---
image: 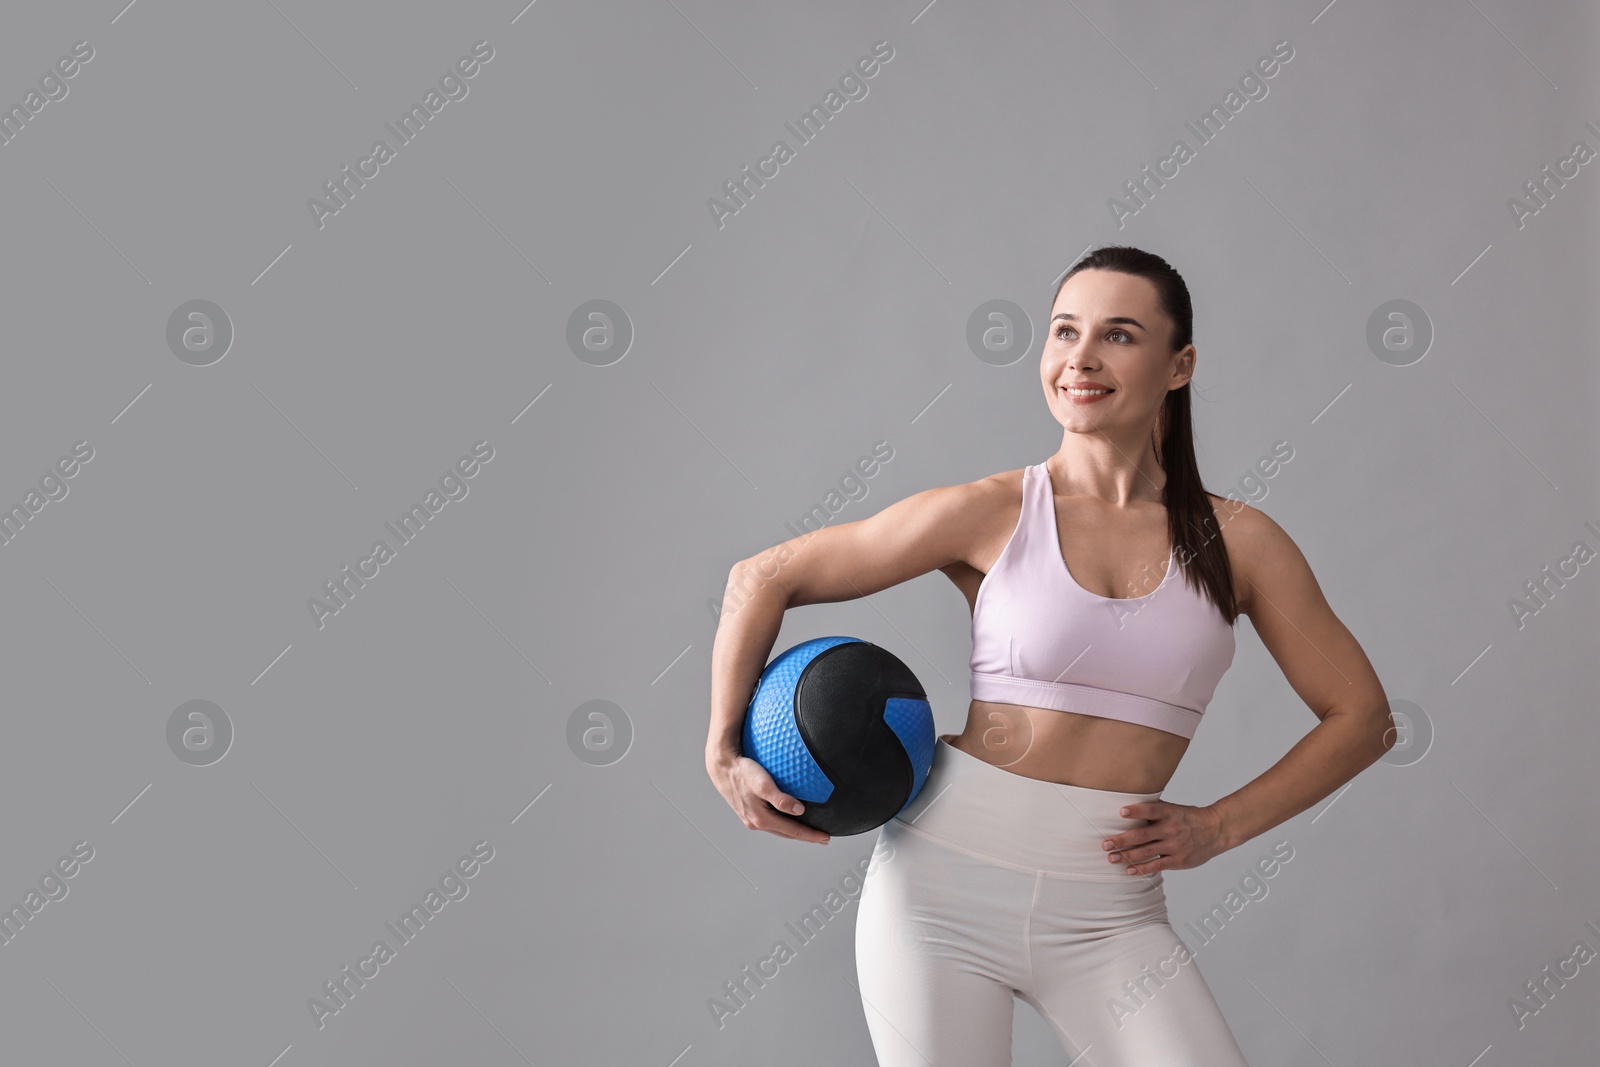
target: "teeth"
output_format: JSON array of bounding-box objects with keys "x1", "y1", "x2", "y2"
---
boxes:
[{"x1": 1067, "y1": 388, "x2": 1110, "y2": 396}]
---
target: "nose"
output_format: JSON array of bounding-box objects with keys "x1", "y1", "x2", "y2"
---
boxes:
[
  {"x1": 1067, "y1": 351, "x2": 1101, "y2": 371},
  {"x1": 1065, "y1": 339, "x2": 1101, "y2": 366}
]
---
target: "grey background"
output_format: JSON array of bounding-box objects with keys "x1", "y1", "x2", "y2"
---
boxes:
[{"x1": 1, "y1": 1, "x2": 1595, "y2": 1065}]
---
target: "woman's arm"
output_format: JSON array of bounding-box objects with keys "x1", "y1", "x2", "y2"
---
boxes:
[
  {"x1": 705, "y1": 478, "x2": 987, "y2": 772},
  {"x1": 1205, "y1": 504, "x2": 1396, "y2": 852}
]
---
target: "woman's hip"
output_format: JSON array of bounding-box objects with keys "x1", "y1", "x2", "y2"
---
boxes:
[{"x1": 886, "y1": 736, "x2": 1168, "y2": 882}]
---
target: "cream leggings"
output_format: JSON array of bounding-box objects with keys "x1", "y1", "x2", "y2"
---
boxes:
[{"x1": 855, "y1": 737, "x2": 1250, "y2": 1066}]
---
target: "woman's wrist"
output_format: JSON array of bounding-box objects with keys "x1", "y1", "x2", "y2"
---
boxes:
[
  {"x1": 1204, "y1": 801, "x2": 1239, "y2": 853},
  {"x1": 705, "y1": 743, "x2": 741, "y2": 774}
]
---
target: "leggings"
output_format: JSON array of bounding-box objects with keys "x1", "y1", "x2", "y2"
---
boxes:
[{"x1": 855, "y1": 737, "x2": 1250, "y2": 1066}]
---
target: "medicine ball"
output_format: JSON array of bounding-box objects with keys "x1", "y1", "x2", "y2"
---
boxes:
[{"x1": 741, "y1": 635, "x2": 935, "y2": 836}]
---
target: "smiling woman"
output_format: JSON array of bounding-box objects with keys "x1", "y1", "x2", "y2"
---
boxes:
[{"x1": 707, "y1": 245, "x2": 1393, "y2": 1066}]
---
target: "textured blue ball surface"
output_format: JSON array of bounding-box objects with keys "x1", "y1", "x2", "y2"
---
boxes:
[{"x1": 742, "y1": 635, "x2": 934, "y2": 832}]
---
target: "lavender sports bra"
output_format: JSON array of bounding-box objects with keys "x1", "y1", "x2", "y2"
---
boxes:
[{"x1": 968, "y1": 462, "x2": 1235, "y2": 740}]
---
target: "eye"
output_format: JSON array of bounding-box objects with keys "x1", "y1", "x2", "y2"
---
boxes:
[{"x1": 1054, "y1": 324, "x2": 1133, "y2": 342}]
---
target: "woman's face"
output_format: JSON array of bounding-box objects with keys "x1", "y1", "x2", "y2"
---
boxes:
[{"x1": 1039, "y1": 269, "x2": 1194, "y2": 433}]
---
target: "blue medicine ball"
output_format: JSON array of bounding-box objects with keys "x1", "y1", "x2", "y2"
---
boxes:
[{"x1": 742, "y1": 636, "x2": 935, "y2": 836}]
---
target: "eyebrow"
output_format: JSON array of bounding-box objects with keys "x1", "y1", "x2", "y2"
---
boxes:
[{"x1": 1052, "y1": 313, "x2": 1147, "y2": 330}]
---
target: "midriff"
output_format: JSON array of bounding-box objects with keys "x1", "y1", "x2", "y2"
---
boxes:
[{"x1": 943, "y1": 698, "x2": 1192, "y2": 793}]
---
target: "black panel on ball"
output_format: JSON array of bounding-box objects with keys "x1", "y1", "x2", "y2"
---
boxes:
[{"x1": 791, "y1": 641, "x2": 929, "y2": 836}]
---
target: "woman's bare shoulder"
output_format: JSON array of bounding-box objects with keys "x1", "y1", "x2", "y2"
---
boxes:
[
  {"x1": 1205, "y1": 493, "x2": 1285, "y2": 549},
  {"x1": 926, "y1": 466, "x2": 1025, "y2": 526},
  {"x1": 908, "y1": 465, "x2": 1023, "y2": 506},
  {"x1": 928, "y1": 467, "x2": 1026, "y2": 576},
  {"x1": 1202, "y1": 493, "x2": 1294, "y2": 613},
  {"x1": 765, "y1": 465, "x2": 1029, "y2": 606},
  {"x1": 967, "y1": 465, "x2": 1026, "y2": 497}
]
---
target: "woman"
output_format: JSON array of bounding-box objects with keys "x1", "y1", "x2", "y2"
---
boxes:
[{"x1": 705, "y1": 246, "x2": 1393, "y2": 1066}]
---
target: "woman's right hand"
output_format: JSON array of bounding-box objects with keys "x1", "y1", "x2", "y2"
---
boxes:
[{"x1": 707, "y1": 752, "x2": 831, "y2": 845}]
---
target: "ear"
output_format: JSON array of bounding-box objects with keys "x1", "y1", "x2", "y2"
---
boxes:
[{"x1": 1172, "y1": 344, "x2": 1196, "y2": 386}]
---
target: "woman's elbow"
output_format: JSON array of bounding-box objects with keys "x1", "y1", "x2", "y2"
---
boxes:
[{"x1": 724, "y1": 555, "x2": 792, "y2": 613}]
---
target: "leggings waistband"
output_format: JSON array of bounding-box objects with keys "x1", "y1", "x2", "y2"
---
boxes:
[{"x1": 888, "y1": 737, "x2": 1165, "y2": 879}]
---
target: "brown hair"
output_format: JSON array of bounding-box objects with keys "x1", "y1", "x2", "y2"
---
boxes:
[{"x1": 1051, "y1": 245, "x2": 1239, "y2": 624}]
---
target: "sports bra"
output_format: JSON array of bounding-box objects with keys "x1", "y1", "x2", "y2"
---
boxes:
[{"x1": 968, "y1": 461, "x2": 1235, "y2": 740}]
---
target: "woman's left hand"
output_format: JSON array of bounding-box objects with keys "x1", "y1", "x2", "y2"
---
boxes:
[{"x1": 1101, "y1": 802, "x2": 1227, "y2": 875}]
